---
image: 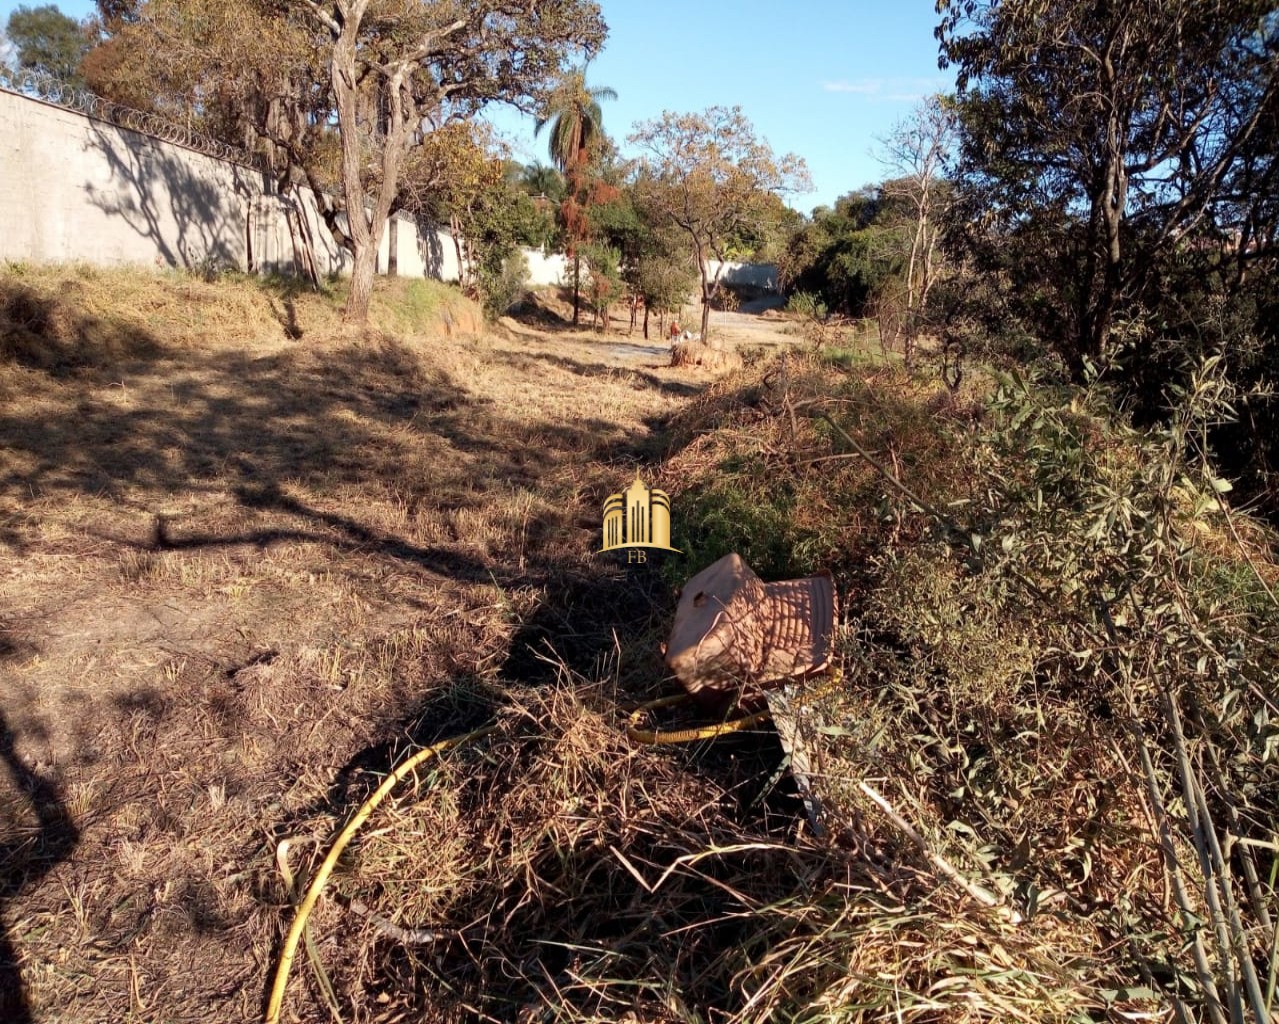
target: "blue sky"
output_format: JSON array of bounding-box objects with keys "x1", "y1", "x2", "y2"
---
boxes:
[{"x1": 1, "y1": 1, "x2": 953, "y2": 212}]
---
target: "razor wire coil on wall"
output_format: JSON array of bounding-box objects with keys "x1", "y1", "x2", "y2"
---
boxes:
[{"x1": 0, "y1": 65, "x2": 266, "y2": 170}]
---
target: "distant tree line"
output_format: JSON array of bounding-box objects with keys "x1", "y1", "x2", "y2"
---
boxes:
[{"x1": 3, "y1": 1, "x2": 808, "y2": 342}]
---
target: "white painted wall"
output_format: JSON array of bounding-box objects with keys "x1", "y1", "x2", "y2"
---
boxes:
[
  {"x1": 0, "y1": 88, "x2": 266, "y2": 269},
  {"x1": 0, "y1": 87, "x2": 460, "y2": 282},
  {"x1": 378, "y1": 215, "x2": 464, "y2": 283},
  {"x1": 521, "y1": 248, "x2": 569, "y2": 287},
  {"x1": 0, "y1": 87, "x2": 779, "y2": 295},
  {"x1": 708, "y1": 260, "x2": 780, "y2": 293}
]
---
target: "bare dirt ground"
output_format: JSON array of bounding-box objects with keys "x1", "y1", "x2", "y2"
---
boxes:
[
  {"x1": 506, "y1": 288, "x2": 803, "y2": 355},
  {"x1": 0, "y1": 270, "x2": 755, "y2": 1023}
]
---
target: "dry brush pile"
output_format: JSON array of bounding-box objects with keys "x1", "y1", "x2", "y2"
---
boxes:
[{"x1": 650, "y1": 352, "x2": 1279, "y2": 1021}]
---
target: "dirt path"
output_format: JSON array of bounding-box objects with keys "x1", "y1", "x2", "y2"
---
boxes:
[
  {"x1": 0, "y1": 292, "x2": 719, "y2": 1022},
  {"x1": 704, "y1": 295, "x2": 793, "y2": 343},
  {"x1": 505, "y1": 290, "x2": 803, "y2": 356}
]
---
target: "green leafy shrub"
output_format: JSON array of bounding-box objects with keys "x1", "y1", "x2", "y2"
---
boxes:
[
  {"x1": 478, "y1": 249, "x2": 529, "y2": 319},
  {"x1": 660, "y1": 350, "x2": 1278, "y2": 1019},
  {"x1": 786, "y1": 290, "x2": 827, "y2": 321}
]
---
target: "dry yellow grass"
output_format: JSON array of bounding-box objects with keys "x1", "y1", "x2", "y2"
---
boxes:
[
  {"x1": 7, "y1": 267, "x2": 1266, "y2": 1024},
  {"x1": 670, "y1": 337, "x2": 743, "y2": 372},
  {"x1": 0, "y1": 264, "x2": 711, "y2": 1023}
]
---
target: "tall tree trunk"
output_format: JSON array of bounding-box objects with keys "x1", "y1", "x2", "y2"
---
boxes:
[
  {"x1": 450, "y1": 214, "x2": 466, "y2": 287},
  {"x1": 348, "y1": 242, "x2": 377, "y2": 323},
  {"x1": 388, "y1": 216, "x2": 398, "y2": 278},
  {"x1": 697, "y1": 250, "x2": 712, "y2": 341},
  {"x1": 1075, "y1": 51, "x2": 1129, "y2": 376},
  {"x1": 331, "y1": 30, "x2": 406, "y2": 323},
  {"x1": 332, "y1": 36, "x2": 373, "y2": 322},
  {"x1": 572, "y1": 252, "x2": 581, "y2": 325},
  {"x1": 643, "y1": 303, "x2": 650, "y2": 339}
]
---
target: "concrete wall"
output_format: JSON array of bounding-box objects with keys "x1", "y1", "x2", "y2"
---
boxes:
[
  {"x1": 0, "y1": 87, "x2": 778, "y2": 294},
  {"x1": 0, "y1": 87, "x2": 460, "y2": 281},
  {"x1": 515, "y1": 253, "x2": 779, "y2": 294},
  {"x1": 0, "y1": 87, "x2": 265, "y2": 270},
  {"x1": 379, "y1": 214, "x2": 465, "y2": 283},
  {"x1": 521, "y1": 248, "x2": 569, "y2": 287},
  {"x1": 708, "y1": 260, "x2": 780, "y2": 293}
]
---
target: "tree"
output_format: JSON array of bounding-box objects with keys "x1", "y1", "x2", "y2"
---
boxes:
[
  {"x1": 534, "y1": 68, "x2": 616, "y2": 173},
  {"x1": 295, "y1": 2, "x2": 607, "y2": 322},
  {"x1": 519, "y1": 161, "x2": 566, "y2": 205},
  {"x1": 98, "y1": 0, "x2": 606, "y2": 323},
  {"x1": 6, "y1": 4, "x2": 91, "y2": 86},
  {"x1": 399, "y1": 121, "x2": 546, "y2": 314},
  {"x1": 629, "y1": 106, "x2": 811, "y2": 340},
  {"x1": 877, "y1": 96, "x2": 957, "y2": 367},
  {"x1": 779, "y1": 190, "x2": 902, "y2": 324},
  {"x1": 579, "y1": 239, "x2": 621, "y2": 329},
  {"x1": 938, "y1": 0, "x2": 1279, "y2": 375},
  {"x1": 95, "y1": 0, "x2": 141, "y2": 27},
  {"x1": 535, "y1": 68, "x2": 616, "y2": 324},
  {"x1": 626, "y1": 225, "x2": 698, "y2": 338}
]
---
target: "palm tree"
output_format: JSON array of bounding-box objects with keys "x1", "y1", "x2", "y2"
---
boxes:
[
  {"x1": 520, "y1": 162, "x2": 566, "y2": 204},
  {"x1": 534, "y1": 69, "x2": 616, "y2": 324},
  {"x1": 534, "y1": 69, "x2": 617, "y2": 175}
]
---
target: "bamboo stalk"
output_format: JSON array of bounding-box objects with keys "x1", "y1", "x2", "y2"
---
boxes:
[
  {"x1": 1128, "y1": 718, "x2": 1228, "y2": 1024},
  {"x1": 1163, "y1": 689, "x2": 1269, "y2": 1022},
  {"x1": 1203, "y1": 709, "x2": 1274, "y2": 937}
]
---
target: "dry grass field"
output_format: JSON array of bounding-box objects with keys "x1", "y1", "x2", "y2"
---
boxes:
[
  {"x1": 0, "y1": 266, "x2": 739, "y2": 1022},
  {"x1": 3, "y1": 266, "x2": 1275, "y2": 1024}
]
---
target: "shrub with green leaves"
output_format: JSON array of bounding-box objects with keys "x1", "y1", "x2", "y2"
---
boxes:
[
  {"x1": 786, "y1": 289, "x2": 828, "y2": 325},
  {"x1": 661, "y1": 351, "x2": 1278, "y2": 1020},
  {"x1": 477, "y1": 249, "x2": 529, "y2": 320}
]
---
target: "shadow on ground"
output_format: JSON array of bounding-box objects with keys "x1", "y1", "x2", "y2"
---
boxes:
[
  {"x1": 492, "y1": 346, "x2": 703, "y2": 399},
  {"x1": 0, "y1": 279, "x2": 662, "y2": 571},
  {"x1": 0, "y1": 710, "x2": 78, "y2": 1023},
  {"x1": 0, "y1": 277, "x2": 774, "y2": 1021}
]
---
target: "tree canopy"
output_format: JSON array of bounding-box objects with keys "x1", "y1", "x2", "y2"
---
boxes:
[
  {"x1": 534, "y1": 68, "x2": 616, "y2": 174},
  {"x1": 6, "y1": 4, "x2": 91, "y2": 86},
  {"x1": 938, "y1": 0, "x2": 1279, "y2": 372},
  {"x1": 629, "y1": 105, "x2": 810, "y2": 339},
  {"x1": 780, "y1": 190, "x2": 901, "y2": 318}
]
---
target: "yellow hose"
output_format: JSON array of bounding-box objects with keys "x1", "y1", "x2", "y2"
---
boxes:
[
  {"x1": 625, "y1": 693, "x2": 772, "y2": 744},
  {"x1": 267, "y1": 670, "x2": 843, "y2": 1019},
  {"x1": 625, "y1": 668, "x2": 844, "y2": 745},
  {"x1": 264, "y1": 723, "x2": 497, "y2": 1024}
]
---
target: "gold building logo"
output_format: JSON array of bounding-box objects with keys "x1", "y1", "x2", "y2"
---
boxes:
[{"x1": 602, "y1": 471, "x2": 681, "y2": 562}]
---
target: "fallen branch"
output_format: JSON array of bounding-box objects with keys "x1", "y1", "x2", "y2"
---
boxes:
[
  {"x1": 809, "y1": 410, "x2": 955, "y2": 526},
  {"x1": 857, "y1": 779, "x2": 1022, "y2": 926},
  {"x1": 349, "y1": 899, "x2": 452, "y2": 946}
]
